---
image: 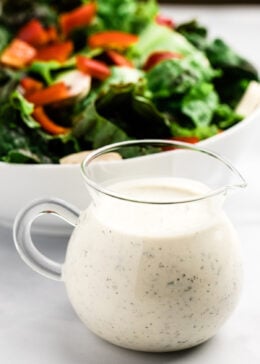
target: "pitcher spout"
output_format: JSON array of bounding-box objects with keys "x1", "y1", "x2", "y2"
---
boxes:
[{"x1": 214, "y1": 151, "x2": 247, "y2": 195}]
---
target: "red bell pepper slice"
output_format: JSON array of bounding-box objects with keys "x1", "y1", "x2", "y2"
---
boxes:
[
  {"x1": 143, "y1": 51, "x2": 183, "y2": 71},
  {"x1": 34, "y1": 41, "x2": 73, "y2": 62},
  {"x1": 17, "y1": 19, "x2": 49, "y2": 47},
  {"x1": 106, "y1": 50, "x2": 133, "y2": 68},
  {"x1": 26, "y1": 82, "x2": 70, "y2": 106},
  {"x1": 76, "y1": 55, "x2": 111, "y2": 80},
  {"x1": 88, "y1": 31, "x2": 139, "y2": 50},
  {"x1": 0, "y1": 39, "x2": 36, "y2": 68},
  {"x1": 60, "y1": 2, "x2": 96, "y2": 37},
  {"x1": 33, "y1": 107, "x2": 70, "y2": 135},
  {"x1": 45, "y1": 26, "x2": 59, "y2": 43},
  {"x1": 172, "y1": 136, "x2": 200, "y2": 144},
  {"x1": 156, "y1": 14, "x2": 175, "y2": 28},
  {"x1": 163, "y1": 136, "x2": 199, "y2": 151},
  {"x1": 20, "y1": 77, "x2": 44, "y2": 95}
]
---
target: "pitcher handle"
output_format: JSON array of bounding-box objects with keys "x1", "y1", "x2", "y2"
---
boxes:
[{"x1": 13, "y1": 198, "x2": 80, "y2": 281}]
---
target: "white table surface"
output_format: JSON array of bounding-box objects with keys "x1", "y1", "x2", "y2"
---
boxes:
[{"x1": 1, "y1": 5, "x2": 260, "y2": 364}]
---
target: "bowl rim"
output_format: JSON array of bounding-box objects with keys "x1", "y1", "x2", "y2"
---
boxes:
[{"x1": 1, "y1": 104, "x2": 260, "y2": 169}]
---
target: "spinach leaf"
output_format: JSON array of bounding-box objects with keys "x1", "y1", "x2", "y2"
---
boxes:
[
  {"x1": 0, "y1": 24, "x2": 12, "y2": 52},
  {"x1": 72, "y1": 98, "x2": 130, "y2": 149},
  {"x1": 206, "y1": 39, "x2": 259, "y2": 107},
  {"x1": 96, "y1": 83, "x2": 171, "y2": 138},
  {"x1": 206, "y1": 39, "x2": 258, "y2": 77},
  {"x1": 176, "y1": 20, "x2": 208, "y2": 50},
  {"x1": 176, "y1": 20, "x2": 259, "y2": 107}
]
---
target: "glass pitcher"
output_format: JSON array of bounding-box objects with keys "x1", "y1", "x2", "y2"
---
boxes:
[{"x1": 13, "y1": 139, "x2": 246, "y2": 352}]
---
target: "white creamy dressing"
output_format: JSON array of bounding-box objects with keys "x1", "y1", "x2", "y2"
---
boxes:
[{"x1": 63, "y1": 177, "x2": 243, "y2": 352}]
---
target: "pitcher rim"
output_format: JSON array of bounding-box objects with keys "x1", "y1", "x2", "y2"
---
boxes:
[{"x1": 81, "y1": 139, "x2": 247, "y2": 205}]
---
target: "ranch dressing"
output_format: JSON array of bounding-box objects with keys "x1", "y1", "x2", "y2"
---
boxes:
[{"x1": 63, "y1": 177, "x2": 243, "y2": 352}]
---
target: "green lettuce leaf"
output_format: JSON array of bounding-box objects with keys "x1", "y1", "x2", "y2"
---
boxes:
[
  {"x1": 29, "y1": 61, "x2": 67, "y2": 85},
  {"x1": 10, "y1": 91, "x2": 40, "y2": 128},
  {"x1": 213, "y1": 104, "x2": 242, "y2": 130},
  {"x1": 181, "y1": 83, "x2": 218, "y2": 127},
  {"x1": 146, "y1": 53, "x2": 217, "y2": 98},
  {"x1": 101, "y1": 66, "x2": 144, "y2": 93},
  {"x1": 92, "y1": 0, "x2": 158, "y2": 35},
  {"x1": 128, "y1": 23, "x2": 205, "y2": 67},
  {"x1": 0, "y1": 68, "x2": 21, "y2": 103},
  {"x1": 171, "y1": 122, "x2": 219, "y2": 140},
  {"x1": 0, "y1": 91, "x2": 79, "y2": 163}
]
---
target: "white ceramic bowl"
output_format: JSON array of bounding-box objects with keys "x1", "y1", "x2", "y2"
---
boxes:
[{"x1": 1, "y1": 105, "x2": 260, "y2": 235}]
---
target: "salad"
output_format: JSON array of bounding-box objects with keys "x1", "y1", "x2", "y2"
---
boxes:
[{"x1": 0, "y1": 0, "x2": 259, "y2": 164}]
